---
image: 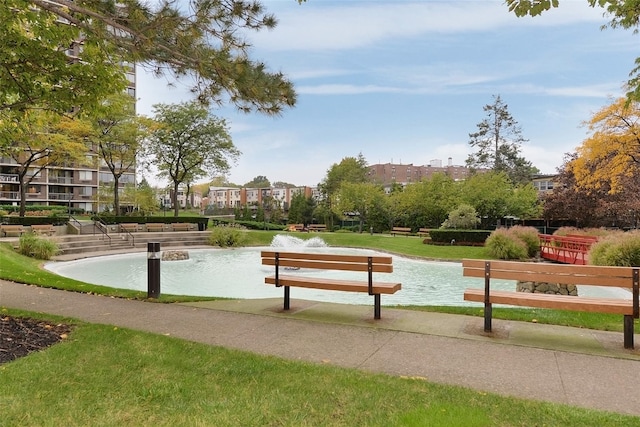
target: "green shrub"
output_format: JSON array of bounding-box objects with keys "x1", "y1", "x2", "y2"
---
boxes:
[
  {"x1": 554, "y1": 227, "x2": 614, "y2": 238},
  {"x1": 208, "y1": 227, "x2": 247, "y2": 248},
  {"x1": 440, "y1": 204, "x2": 480, "y2": 229},
  {"x1": 485, "y1": 228, "x2": 528, "y2": 260},
  {"x1": 17, "y1": 233, "x2": 59, "y2": 260},
  {"x1": 589, "y1": 231, "x2": 640, "y2": 266},
  {"x1": 508, "y1": 225, "x2": 540, "y2": 257}
]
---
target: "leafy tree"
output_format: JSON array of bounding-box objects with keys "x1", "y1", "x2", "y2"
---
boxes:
[
  {"x1": 1, "y1": 1, "x2": 126, "y2": 115},
  {"x1": 391, "y1": 173, "x2": 460, "y2": 229},
  {"x1": 272, "y1": 181, "x2": 296, "y2": 188},
  {"x1": 333, "y1": 182, "x2": 386, "y2": 233},
  {"x1": 460, "y1": 172, "x2": 514, "y2": 228},
  {"x1": 245, "y1": 175, "x2": 271, "y2": 188},
  {"x1": 571, "y1": 97, "x2": 640, "y2": 194},
  {"x1": 318, "y1": 153, "x2": 369, "y2": 228},
  {"x1": 86, "y1": 93, "x2": 152, "y2": 215},
  {"x1": 507, "y1": 183, "x2": 542, "y2": 219},
  {"x1": 130, "y1": 178, "x2": 158, "y2": 216},
  {"x1": 8, "y1": 0, "x2": 296, "y2": 115},
  {"x1": 505, "y1": 0, "x2": 640, "y2": 100},
  {"x1": 288, "y1": 192, "x2": 315, "y2": 225},
  {"x1": 0, "y1": 110, "x2": 90, "y2": 216},
  {"x1": 547, "y1": 152, "x2": 640, "y2": 228},
  {"x1": 147, "y1": 102, "x2": 240, "y2": 217},
  {"x1": 466, "y1": 95, "x2": 539, "y2": 184},
  {"x1": 255, "y1": 205, "x2": 265, "y2": 222}
]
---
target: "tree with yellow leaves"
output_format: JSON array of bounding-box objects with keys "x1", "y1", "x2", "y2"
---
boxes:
[
  {"x1": 0, "y1": 110, "x2": 91, "y2": 216},
  {"x1": 571, "y1": 97, "x2": 640, "y2": 194}
]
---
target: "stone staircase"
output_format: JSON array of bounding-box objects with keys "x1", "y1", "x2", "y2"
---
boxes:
[{"x1": 53, "y1": 231, "x2": 211, "y2": 257}]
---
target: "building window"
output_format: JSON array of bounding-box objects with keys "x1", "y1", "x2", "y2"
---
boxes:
[{"x1": 79, "y1": 170, "x2": 93, "y2": 182}]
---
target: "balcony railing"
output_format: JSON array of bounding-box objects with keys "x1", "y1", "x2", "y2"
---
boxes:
[
  {"x1": 49, "y1": 193, "x2": 73, "y2": 200},
  {"x1": 0, "y1": 173, "x2": 19, "y2": 183},
  {"x1": 48, "y1": 177, "x2": 73, "y2": 184},
  {"x1": 0, "y1": 191, "x2": 19, "y2": 200}
]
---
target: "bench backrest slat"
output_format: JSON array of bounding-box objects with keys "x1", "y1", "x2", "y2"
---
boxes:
[
  {"x1": 462, "y1": 259, "x2": 635, "y2": 288},
  {"x1": 261, "y1": 251, "x2": 393, "y2": 273}
]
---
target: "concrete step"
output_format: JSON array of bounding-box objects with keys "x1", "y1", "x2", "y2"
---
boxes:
[{"x1": 53, "y1": 231, "x2": 210, "y2": 255}]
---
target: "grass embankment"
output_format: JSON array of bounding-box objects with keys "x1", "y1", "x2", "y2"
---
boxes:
[{"x1": 1, "y1": 231, "x2": 638, "y2": 425}]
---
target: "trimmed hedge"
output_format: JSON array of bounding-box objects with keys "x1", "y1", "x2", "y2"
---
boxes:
[
  {"x1": 428, "y1": 229, "x2": 491, "y2": 244},
  {"x1": 0, "y1": 216, "x2": 68, "y2": 226},
  {"x1": 93, "y1": 215, "x2": 207, "y2": 225}
]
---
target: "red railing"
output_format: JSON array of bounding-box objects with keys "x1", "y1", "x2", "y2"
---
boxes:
[{"x1": 538, "y1": 234, "x2": 598, "y2": 265}]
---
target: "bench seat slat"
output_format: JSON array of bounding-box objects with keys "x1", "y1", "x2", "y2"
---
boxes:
[
  {"x1": 265, "y1": 275, "x2": 401, "y2": 294},
  {"x1": 463, "y1": 289, "x2": 633, "y2": 315}
]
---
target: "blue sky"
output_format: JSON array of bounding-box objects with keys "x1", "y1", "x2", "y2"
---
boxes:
[{"x1": 135, "y1": 0, "x2": 638, "y2": 188}]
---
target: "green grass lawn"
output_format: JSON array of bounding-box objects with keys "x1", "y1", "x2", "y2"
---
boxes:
[
  {"x1": 1, "y1": 231, "x2": 639, "y2": 425},
  {"x1": 0, "y1": 310, "x2": 637, "y2": 427}
]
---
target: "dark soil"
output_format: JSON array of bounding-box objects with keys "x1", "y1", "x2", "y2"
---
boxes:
[{"x1": 0, "y1": 316, "x2": 73, "y2": 364}]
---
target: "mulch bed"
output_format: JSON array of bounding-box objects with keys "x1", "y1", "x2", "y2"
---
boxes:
[{"x1": 0, "y1": 316, "x2": 73, "y2": 365}]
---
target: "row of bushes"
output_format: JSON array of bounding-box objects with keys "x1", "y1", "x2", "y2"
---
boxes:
[
  {"x1": 92, "y1": 215, "x2": 207, "y2": 225},
  {"x1": 1, "y1": 216, "x2": 68, "y2": 226},
  {"x1": 428, "y1": 230, "x2": 491, "y2": 244}
]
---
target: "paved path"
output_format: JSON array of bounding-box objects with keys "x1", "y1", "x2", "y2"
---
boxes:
[{"x1": 2, "y1": 279, "x2": 640, "y2": 417}]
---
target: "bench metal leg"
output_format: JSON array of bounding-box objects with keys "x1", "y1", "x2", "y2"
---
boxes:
[
  {"x1": 484, "y1": 303, "x2": 492, "y2": 332},
  {"x1": 374, "y1": 294, "x2": 381, "y2": 319},
  {"x1": 624, "y1": 315, "x2": 634, "y2": 349},
  {"x1": 284, "y1": 286, "x2": 290, "y2": 311}
]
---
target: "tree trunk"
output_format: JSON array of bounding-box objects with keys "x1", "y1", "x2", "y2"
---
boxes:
[
  {"x1": 173, "y1": 181, "x2": 180, "y2": 217},
  {"x1": 18, "y1": 174, "x2": 27, "y2": 217},
  {"x1": 113, "y1": 176, "x2": 120, "y2": 215}
]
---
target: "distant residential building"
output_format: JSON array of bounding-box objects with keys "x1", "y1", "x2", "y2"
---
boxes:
[
  {"x1": 368, "y1": 158, "x2": 473, "y2": 187},
  {"x1": 531, "y1": 174, "x2": 557, "y2": 194},
  {"x1": 205, "y1": 185, "x2": 316, "y2": 211}
]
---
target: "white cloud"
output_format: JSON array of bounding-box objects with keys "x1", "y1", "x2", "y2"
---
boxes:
[{"x1": 256, "y1": 1, "x2": 606, "y2": 52}]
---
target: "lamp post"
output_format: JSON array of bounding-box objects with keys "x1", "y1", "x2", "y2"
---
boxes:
[{"x1": 147, "y1": 242, "x2": 161, "y2": 299}]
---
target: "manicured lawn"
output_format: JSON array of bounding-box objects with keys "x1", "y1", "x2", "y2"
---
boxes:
[
  {"x1": 243, "y1": 229, "x2": 490, "y2": 260},
  {"x1": 1, "y1": 231, "x2": 639, "y2": 424},
  {"x1": 0, "y1": 310, "x2": 637, "y2": 427}
]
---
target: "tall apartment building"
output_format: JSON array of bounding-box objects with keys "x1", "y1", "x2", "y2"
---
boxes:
[{"x1": 0, "y1": 25, "x2": 137, "y2": 213}]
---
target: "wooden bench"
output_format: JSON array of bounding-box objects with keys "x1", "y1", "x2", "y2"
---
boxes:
[
  {"x1": 119, "y1": 223, "x2": 139, "y2": 233},
  {"x1": 391, "y1": 227, "x2": 411, "y2": 236},
  {"x1": 0, "y1": 224, "x2": 25, "y2": 237},
  {"x1": 417, "y1": 228, "x2": 430, "y2": 237},
  {"x1": 171, "y1": 223, "x2": 193, "y2": 232},
  {"x1": 261, "y1": 251, "x2": 402, "y2": 319},
  {"x1": 145, "y1": 223, "x2": 166, "y2": 232},
  {"x1": 30, "y1": 224, "x2": 56, "y2": 236},
  {"x1": 308, "y1": 224, "x2": 327, "y2": 232},
  {"x1": 462, "y1": 259, "x2": 639, "y2": 349},
  {"x1": 287, "y1": 224, "x2": 305, "y2": 232}
]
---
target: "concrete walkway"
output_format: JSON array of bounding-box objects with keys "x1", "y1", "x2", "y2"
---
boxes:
[{"x1": 1, "y1": 278, "x2": 639, "y2": 417}]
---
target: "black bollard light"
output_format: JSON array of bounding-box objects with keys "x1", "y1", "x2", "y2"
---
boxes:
[{"x1": 147, "y1": 242, "x2": 161, "y2": 299}]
